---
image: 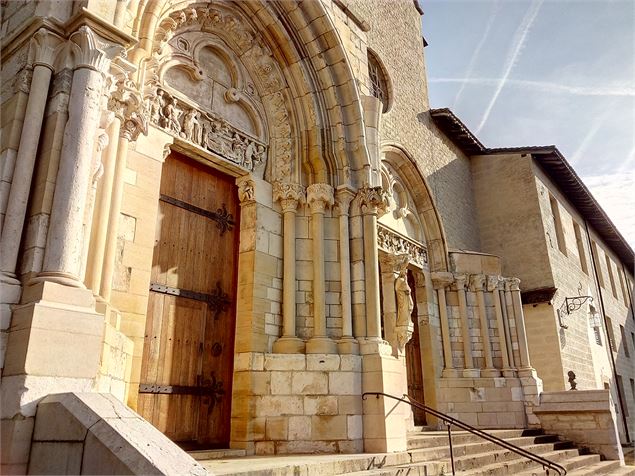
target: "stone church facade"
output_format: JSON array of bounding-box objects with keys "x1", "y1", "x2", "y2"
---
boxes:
[{"x1": 0, "y1": 0, "x2": 632, "y2": 474}]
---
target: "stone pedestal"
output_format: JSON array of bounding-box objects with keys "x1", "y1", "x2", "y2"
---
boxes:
[
  {"x1": 360, "y1": 340, "x2": 408, "y2": 453},
  {"x1": 1, "y1": 281, "x2": 105, "y2": 473}
]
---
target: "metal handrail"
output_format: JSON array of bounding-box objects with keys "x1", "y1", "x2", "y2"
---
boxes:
[{"x1": 362, "y1": 392, "x2": 567, "y2": 476}]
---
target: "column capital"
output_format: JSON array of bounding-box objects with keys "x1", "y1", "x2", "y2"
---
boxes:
[
  {"x1": 356, "y1": 185, "x2": 388, "y2": 215},
  {"x1": 469, "y1": 273, "x2": 486, "y2": 292},
  {"x1": 69, "y1": 26, "x2": 122, "y2": 73},
  {"x1": 506, "y1": 277, "x2": 521, "y2": 292},
  {"x1": 431, "y1": 271, "x2": 454, "y2": 290},
  {"x1": 452, "y1": 273, "x2": 468, "y2": 290},
  {"x1": 307, "y1": 183, "x2": 334, "y2": 214},
  {"x1": 30, "y1": 28, "x2": 64, "y2": 71},
  {"x1": 273, "y1": 181, "x2": 304, "y2": 212},
  {"x1": 236, "y1": 176, "x2": 255, "y2": 205},
  {"x1": 486, "y1": 275, "x2": 503, "y2": 292},
  {"x1": 379, "y1": 253, "x2": 409, "y2": 276},
  {"x1": 334, "y1": 186, "x2": 355, "y2": 216},
  {"x1": 108, "y1": 78, "x2": 148, "y2": 141}
]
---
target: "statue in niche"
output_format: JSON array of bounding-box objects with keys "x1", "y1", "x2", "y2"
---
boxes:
[
  {"x1": 395, "y1": 268, "x2": 414, "y2": 351},
  {"x1": 183, "y1": 108, "x2": 201, "y2": 143},
  {"x1": 163, "y1": 97, "x2": 182, "y2": 134}
]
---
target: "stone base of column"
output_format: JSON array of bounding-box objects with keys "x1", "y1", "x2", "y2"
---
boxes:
[
  {"x1": 29, "y1": 271, "x2": 86, "y2": 289},
  {"x1": 481, "y1": 368, "x2": 502, "y2": 377},
  {"x1": 462, "y1": 368, "x2": 480, "y2": 378},
  {"x1": 517, "y1": 367, "x2": 538, "y2": 378},
  {"x1": 442, "y1": 368, "x2": 461, "y2": 378},
  {"x1": 502, "y1": 368, "x2": 517, "y2": 378},
  {"x1": 361, "y1": 348, "x2": 408, "y2": 453},
  {"x1": 305, "y1": 336, "x2": 338, "y2": 354},
  {"x1": 337, "y1": 336, "x2": 359, "y2": 355},
  {"x1": 272, "y1": 336, "x2": 305, "y2": 354}
]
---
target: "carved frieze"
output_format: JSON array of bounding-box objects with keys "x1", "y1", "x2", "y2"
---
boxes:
[
  {"x1": 147, "y1": 88, "x2": 267, "y2": 172},
  {"x1": 377, "y1": 223, "x2": 428, "y2": 269}
]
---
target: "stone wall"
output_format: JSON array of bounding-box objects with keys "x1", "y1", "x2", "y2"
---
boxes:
[{"x1": 231, "y1": 352, "x2": 363, "y2": 454}]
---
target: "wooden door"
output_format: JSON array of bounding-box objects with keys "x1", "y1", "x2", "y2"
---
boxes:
[
  {"x1": 138, "y1": 153, "x2": 239, "y2": 448},
  {"x1": 405, "y1": 270, "x2": 426, "y2": 426}
]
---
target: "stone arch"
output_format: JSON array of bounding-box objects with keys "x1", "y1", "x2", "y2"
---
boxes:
[
  {"x1": 130, "y1": 0, "x2": 373, "y2": 188},
  {"x1": 380, "y1": 143, "x2": 449, "y2": 272}
]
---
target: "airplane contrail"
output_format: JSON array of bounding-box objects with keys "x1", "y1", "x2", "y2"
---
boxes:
[
  {"x1": 429, "y1": 78, "x2": 635, "y2": 97},
  {"x1": 453, "y1": 1, "x2": 500, "y2": 109},
  {"x1": 570, "y1": 102, "x2": 615, "y2": 165},
  {"x1": 476, "y1": 0, "x2": 544, "y2": 133}
]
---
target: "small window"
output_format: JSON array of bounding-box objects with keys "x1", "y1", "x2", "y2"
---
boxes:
[
  {"x1": 605, "y1": 254, "x2": 617, "y2": 298},
  {"x1": 549, "y1": 194, "x2": 567, "y2": 255},
  {"x1": 620, "y1": 325, "x2": 629, "y2": 357},
  {"x1": 367, "y1": 50, "x2": 390, "y2": 113},
  {"x1": 617, "y1": 268, "x2": 628, "y2": 304},
  {"x1": 606, "y1": 317, "x2": 617, "y2": 352},
  {"x1": 592, "y1": 241, "x2": 604, "y2": 287},
  {"x1": 573, "y1": 221, "x2": 588, "y2": 274}
]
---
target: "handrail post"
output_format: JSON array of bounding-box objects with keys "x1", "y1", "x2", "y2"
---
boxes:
[{"x1": 447, "y1": 421, "x2": 455, "y2": 476}]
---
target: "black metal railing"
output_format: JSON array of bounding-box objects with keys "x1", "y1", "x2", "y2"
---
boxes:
[{"x1": 362, "y1": 392, "x2": 567, "y2": 476}]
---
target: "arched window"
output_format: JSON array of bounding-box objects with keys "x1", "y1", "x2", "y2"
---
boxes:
[{"x1": 367, "y1": 50, "x2": 390, "y2": 113}]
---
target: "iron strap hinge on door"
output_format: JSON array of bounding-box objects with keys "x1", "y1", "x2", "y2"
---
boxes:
[
  {"x1": 149, "y1": 282, "x2": 231, "y2": 319},
  {"x1": 159, "y1": 194, "x2": 234, "y2": 235}
]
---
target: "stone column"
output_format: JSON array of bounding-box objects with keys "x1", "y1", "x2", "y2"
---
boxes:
[
  {"x1": 272, "y1": 181, "x2": 305, "y2": 354},
  {"x1": 488, "y1": 276, "x2": 515, "y2": 377},
  {"x1": 358, "y1": 185, "x2": 386, "y2": 341},
  {"x1": 34, "y1": 27, "x2": 113, "y2": 288},
  {"x1": 472, "y1": 274, "x2": 499, "y2": 377},
  {"x1": 432, "y1": 271, "x2": 458, "y2": 377},
  {"x1": 509, "y1": 277, "x2": 534, "y2": 374},
  {"x1": 379, "y1": 253, "x2": 409, "y2": 356},
  {"x1": 454, "y1": 274, "x2": 478, "y2": 377},
  {"x1": 305, "y1": 183, "x2": 337, "y2": 354},
  {"x1": 335, "y1": 186, "x2": 358, "y2": 354},
  {"x1": 0, "y1": 29, "x2": 62, "y2": 287},
  {"x1": 85, "y1": 76, "x2": 146, "y2": 297}
]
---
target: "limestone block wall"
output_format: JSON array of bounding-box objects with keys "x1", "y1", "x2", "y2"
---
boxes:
[
  {"x1": 323, "y1": 0, "x2": 482, "y2": 252},
  {"x1": 231, "y1": 352, "x2": 363, "y2": 455},
  {"x1": 94, "y1": 316, "x2": 134, "y2": 404}
]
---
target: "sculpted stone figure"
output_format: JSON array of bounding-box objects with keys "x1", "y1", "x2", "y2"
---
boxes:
[
  {"x1": 182, "y1": 108, "x2": 201, "y2": 143},
  {"x1": 150, "y1": 89, "x2": 165, "y2": 124},
  {"x1": 164, "y1": 97, "x2": 182, "y2": 134},
  {"x1": 395, "y1": 269, "x2": 415, "y2": 351}
]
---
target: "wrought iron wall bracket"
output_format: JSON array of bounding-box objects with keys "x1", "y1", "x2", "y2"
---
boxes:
[{"x1": 557, "y1": 295, "x2": 593, "y2": 329}]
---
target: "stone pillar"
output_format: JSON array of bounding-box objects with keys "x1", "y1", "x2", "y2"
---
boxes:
[
  {"x1": 358, "y1": 186, "x2": 386, "y2": 341},
  {"x1": 509, "y1": 277, "x2": 534, "y2": 374},
  {"x1": 35, "y1": 27, "x2": 113, "y2": 288},
  {"x1": 432, "y1": 271, "x2": 458, "y2": 377},
  {"x1": 0, "y1": 29, "x2": 61, "y2": 288},
  {"x1": 503, "y1": 279, "x2": 518, "y2": 368},
  {"x1": 272, "y1": 181, "x2": 305, "y2": 354},
  {"x1": 305, "y1": 183, "x2": 337, "y2": 354},
  {"x1": 335, "y1": 186, "x2": 358, "y2": 354},
  {"x1": 488, "y1": 276, "x2": 515, "y2": 377},
  {"x1": 454, "y1": 274, "x2": 478, "y2": 377},
  {"x1": 471, "y1": 274, "x2": 499, "y2": 377},
  {"x1": 379, "y1": 253, "x2": 409, "y2": 356},
  {"x1": 86, "y1": 76, "x2": 146, "y2": 298}
]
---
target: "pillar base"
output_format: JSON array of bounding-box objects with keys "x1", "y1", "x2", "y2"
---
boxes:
[
  {"x1": 337, "y1": 336, "x2": 359, "y2": 355},
  {"x1": 442, "y1": 368, "x2": 460, "y2": 378},
  {"x1": 481, "y1": 368, "x2": 502, "y2": 377},
  {"x1": 462, "y1": 368, "x2": 480, "y2": 378},
  {"x1": 305, "y1": 336, "x2": 338, "y2": 354},
  {"x1": 272, "y1": 336, "x2": 305, "y2": 354},
  {"x1": 502, "y1": 368, "x2": 517, "y2": 378},
  {"x1": 517, "y1": 367, "x2": 538, "y2": 378},
  {"x1": 29, "y1": 271, "x2": 86, "y2": 289}
]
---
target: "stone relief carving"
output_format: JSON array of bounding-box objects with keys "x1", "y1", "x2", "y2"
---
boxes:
[
  {"x1": 236, "y1": 176, "x2": 255, "y2": 204},
  {"x1": 147, "y1": 3, "x2": 294, "y2": 181},
  {"x1": 377, "y1": 223, "x2": 428, "y2": 268},
  {"x1": 146, "y1": 87, "x2": 267, "y2": 172}
]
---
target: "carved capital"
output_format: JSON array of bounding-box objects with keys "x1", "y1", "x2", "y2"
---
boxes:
[
  {"x1": 469, "y1": 274, "x2": 486, "y2": 292},
  {"x1": 273, "y1": 181, "x2": 304, "y2": 213},
  {"x1": 108, "y1": 78, "x2": 148, "y2": 141},
  {"x1": 236, "y1": 176, "x2": 255, "y2": 204},
  {"x1": 334, "y1": 187, "x2": 355, "y2": 217},
  {"x1": 431, "y1": 271, "x2": 454, "y2": 290},
  {"x1": 452, "y1": 273, "x2": 468, "y2": 291},
  {"x1": 30, "y1": 28, "x2": 64, "y2": 70},
  {"x1": 69, "y1": 26, "x2": 122, "y2": 73},
  {"x1": 486, "y1": 275, "x2": 502, "y2": 292},
  {"x1": 379, "y1": 253, "x2": 409, "y2": 276},
  {"x1": 507, "y1": 277, "x2": 521, "y2": 292},
  {"x1": 14, "y1": 67, "x2": 33, "y2": 95},
  {"x1": 306, "y1": 183, "x2": 334, "y2": 214},
  {"x1": 357, "y1": 185, "x2": 388, "y2": 215}
]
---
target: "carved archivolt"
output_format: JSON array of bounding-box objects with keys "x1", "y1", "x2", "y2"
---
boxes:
[{"x1": 144, "y1": 3, "x2": 297, "y2": 181}]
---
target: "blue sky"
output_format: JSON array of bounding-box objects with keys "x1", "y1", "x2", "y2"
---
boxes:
[{"x1": 421, "y1": 0, "x2": 635, "y2": 248}]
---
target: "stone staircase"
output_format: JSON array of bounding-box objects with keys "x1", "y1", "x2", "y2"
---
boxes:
[{"x1": 197, "y1": 429, "x2": 635, "y2": 476}]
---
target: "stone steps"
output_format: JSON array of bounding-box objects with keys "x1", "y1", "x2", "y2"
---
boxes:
[{"x1": 197, "y1": 429, "x2": 633, "y2": 476}]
